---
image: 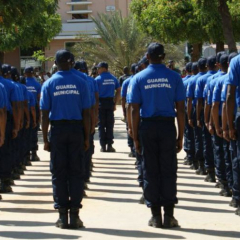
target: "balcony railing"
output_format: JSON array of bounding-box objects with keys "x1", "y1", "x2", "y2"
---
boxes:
[{"x1": 66, "y1": 1, "x2": 92, "y2": 5}]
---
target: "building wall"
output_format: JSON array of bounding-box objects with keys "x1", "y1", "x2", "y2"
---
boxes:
[{"x1": 4, "y1": 48, "x2": 21, "y2": 71}]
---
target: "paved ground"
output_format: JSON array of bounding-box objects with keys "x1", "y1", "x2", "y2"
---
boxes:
[{"x1": 0, "y1": 107, "x2": 240, "y2": 239}]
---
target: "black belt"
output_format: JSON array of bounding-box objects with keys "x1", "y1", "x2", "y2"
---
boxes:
[
  {"x1": 99, "y1": 97, "x2": 114, "y2": 101},
  {"x1": 51, "y1": 120, "x2": 83, "y2": 126},
  {"x1": 141, "y1": 116, "x2": 175, "y2": 122}
]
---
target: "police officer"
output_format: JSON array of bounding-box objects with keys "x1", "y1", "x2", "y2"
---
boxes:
[
  {"x1": 119, "y1": 66, "x2": 131, "y2": 86},
  {"x1": 129, "y1": 42, "x2": 185, "y2": 228},
  {"x1": 40, "y1": 49, "x2": 91, "y2": 229},
  {"x1": 25, "y1": 66, "x2": 41, "y2": 162},
  {"x1": 95, "y1": 62, "x2": 121, "y2": 152},
  {"x1": 0, "y1": 81, "x2": 7, "y2": 148},
  {"x1": 182, "y1": 62, "x2": 195, "y2": 166},
  {"x1": 226, "y1": 54, "x2": 240, "y2": 215}
]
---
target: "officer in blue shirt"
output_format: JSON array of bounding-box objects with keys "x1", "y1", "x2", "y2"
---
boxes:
[
  {"x1": 40, "y1": 49, "x2": 91, "y2": 229},
  {"x1": 129, "y1": 42, "x2": 185, "y2": 228},
  {"x1": 121, "y1": 63, "x2": 136, "y2": 157},
  {"x1": 212, "y1": 54, "x2": 232, "y2": 197},
  {"x1": 0, "y1": 82, "x2": 7, "y2": 147},
  {"x1": 195, "y1": 56, "x2": 217, "y2": 181},
  {"x1": 25, "y1": 66, "x2": 41, "y2": 162},
  {"x1": 187, "y1": 59, "x2": 206, "y2": 171},
  {"x1": 95, "y1": 62, "x2": 121, "y2": 152},
  {"x1": 226, "y1": 54, "x2": 240, "y2": 215},
  {"x1": 182, "y1": 62, "x2": 195, "y2": 166}
]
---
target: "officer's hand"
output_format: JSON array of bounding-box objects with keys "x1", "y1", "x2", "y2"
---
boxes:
[
  {"x1": 32, "y1": 122, "x2": 37, "y2": 129},
  {"x1": 208, "y1": 125, "x2": 214, "y2": 136},
  {"x1": 134, "y1": 140, "x2": 142, "y2": 155},
  {"x1": 205, "y1": 122, "x2": 209, "y2": 129},
  {"x1": 216, "y1": 128, "x2": 223, "y2": 138},
  {"x1": 84, "y1": 140, "x2": 90, "y2": 151},
  {"x1": 197, "y1": 120, "x2": 202, "y2": 128},
  {"x1": 128, "y1": 128, "x2": 133, "y2": 138},
  {"x1": 229, "y1": 128, "x2": 237, "y2": 140},
  {"x1": 176, "y1": 139, "x2": 183, "y2": 153},
  {"x1": 91, "y1": 123, "x2": 95, "y2": 134},
  {"x1": 12, "y1": 129, "x2": 18, "y2": 139},
  {"x1": 188, "y1": 119, "x2": 194, "y2": 128},
  {"x1": 25, "y1": 121, "x2": 30, "y2": 129},
  {"x1": 223, "y1": 130, "x2": 230, "y2": 142},
  {"x1": 44, "y1": 141, "x2": 50, "y2": 152}
]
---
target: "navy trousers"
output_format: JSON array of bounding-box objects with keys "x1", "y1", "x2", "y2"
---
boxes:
[
  {"x1": 223, "y1": 139, "x2": 232, "y2": 189},
  {"x1": 98, "y1": 98, "x2": 114, "y2": 147},
  {"x1": 50, "y1": 123, "x2": 85, "y2": 209},
  {"x1": 31, "y1": 106, "x2": 39, "y2": 151},
  {"x1": 139, "y1": 120, "x2": 178, "y2": 207}
]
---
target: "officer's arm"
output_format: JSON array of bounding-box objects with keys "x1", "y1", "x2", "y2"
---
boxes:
[
  {"x1": 176, "y1": 100, "x2": 185, "y2": 152},
  {"x1": 122, "y1": 97, "x2": 126, "y2": 117},
  {"x1": 95, "y1": 92, "x2": 99, "y2": 125},
  {"x1": 12, "y1": 101, "x2": 20, "y2": 137},
  {"x1": 24, "y1": 100, "x2": 30, "y2": 128},
  {"x1": 90, "y1": 106, "x2": 95, "y2": 134},
  {"x1": 212, "y1": 101, "x2": 221, "y2": 135},
  {"x1": 41, "y1": 110, "x2": 49, "y2": 144},
  {"x1": 131, "y1": 103, "x2": 140, "y2": 141},
  {"x1": 83, "y1": 108, "x2": 91, "y2": 150},
  {"x1": 226, "y1": 85, "x2": 236, "y2": 132},
  {"x1": 222, "y1": 102, "x2": 230, "y2": 141},
  {"x1": 114, "y1": 87, "x2": 121, "y2": 108},
  {"x1": 0, "y1": 108, "x2": 6, "y2": 146},
  {"x1": 31, "y1": 106, "x2": 37, "y2": 128},
  {"x1": 196, "y1": 98, "x2": 203, "y2": 124},
  {"x1": 37, "y1": 93, "x2": 41, "y2": 123},
  {"x1": 204, "y1": 100, "x2": 211, "y2": 126},
  {"x1": 187, "y1": 97, "x2": 192, "y2": 121}
]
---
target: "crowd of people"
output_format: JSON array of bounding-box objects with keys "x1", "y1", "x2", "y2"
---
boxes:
[{"x1": 1, "y1": 43, "x2": 240, "y2": 230}]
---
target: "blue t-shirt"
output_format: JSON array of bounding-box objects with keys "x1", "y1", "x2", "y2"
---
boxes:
[
  {"x1": 19, "y1": 83, "x2": 29, "y2": 101},
  {"x1": 121, "y1": 76, "x2": 133, "y2": 98},
  {"x1": 87, "y1": 75, "x2": 98, "y2": 93},
  {"x1": 226, "y1": 55, "x2": 240, "y2": 107},
  {"x1": 186, "y1": 72, "x2": 206, "y2": 106},
  {"x1": 182, "y1": 75, "x2": 191, "y2": 82},
  {"x1": 14, "y1": 81, "x2": 24, "y2": 101},
  {"x1": 128, "y1": 64, "x2": 185, "y2": 118},
  {"x1": 27, "y1": 91, "x2": 36, "y2": 109},
  {"x1": 71, "y1": 69, "x2": 95, "y2": 107},
  {"x1": 0, "y1": 83, "x2": 7, "y2": 108},
  {"x1": 95, "y1": 72, "x2": 120, "y2": 98},
  {"x1": 207, "y1": 72, "x2": 226, "y2": 105},
  {"x1": 195, "y1": 70, "x2": 217, "y2": 99},
  {"x1": 0, "y1": 76, "x2": 20, "y2": 112},
  {"x1": 86, "y1": 74, "x2": 97, "y2": 106},
  {"x1": 26, "y1": 77, "x2": 41, "y2": 103},
  {"x1": 40, "y1": 71, "x2": 91, "y2": 121}
]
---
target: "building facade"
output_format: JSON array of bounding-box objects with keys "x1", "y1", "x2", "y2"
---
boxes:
[{"x1": 4, "y1": 0, "x2": 131, "y2": 72}]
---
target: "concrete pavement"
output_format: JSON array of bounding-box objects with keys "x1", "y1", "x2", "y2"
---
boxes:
[{"x1": 0, "y1": 106, "x2": 240, "y2": 239}]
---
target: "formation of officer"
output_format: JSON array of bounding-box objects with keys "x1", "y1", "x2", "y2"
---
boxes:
[
  {"x1": 0, "y1": 63, "x2": 40, "y2": 199},
  {"x1": 183, "y1": 51, "x2": 240, "y2": 216}
]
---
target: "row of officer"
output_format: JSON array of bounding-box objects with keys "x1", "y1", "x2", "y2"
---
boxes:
[
  {"x1": 183, "y1": 52, "x2": 240, "y2": 216},
  {"x1": 0, "y1": 63, "x2": 39, "y2": 199}
]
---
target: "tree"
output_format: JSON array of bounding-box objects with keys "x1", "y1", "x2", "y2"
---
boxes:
[
  {"x1": 0, "y1": 0, "x2": 61, "y2": 62},
  {"x1": 72, "y1": 11, "x2": 184, "y2": 76},
  {"x1": 130, "y1": 0, "x2": 240, "y2": 60}
]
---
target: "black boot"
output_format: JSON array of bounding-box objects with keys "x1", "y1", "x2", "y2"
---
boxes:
[
  {"x1": 219, "y1": 181, "x2": 232, "y2": 197},
  {"x1": 107, "y1": 144, "x2": 116, "y2": 152},
  {"x1": 183, "y1": 159, "x2": 193, "y2": 165},
  {"x1": 148, "y1": 206, "x2": 162, "y2": 228},
  {"x1": 0, "y1": 179, "x2": 13, "y2": 193},
  {"x1": 31, "y1": 151, "x2": 40, "y2": 161},
  {"x1": 195, "y1": 162, "x2": 206, "y2": 175},
  {"x1": 56, "y1": 208, "x2": 68, "y2": 229},
  {"x1": 163, "y1": 205, "x2": 179, "y2": 228},
  {"x1": 229, "y1": 198, "x2": 238, "y2": 208},
  {"x1": 204, "y1": 169, "x2": 216, "y2": 182},
  {"x1": 11, "y1": 172, "x2": 20, "y2": 180},
  {"x1": 4, "y1": 178, "x2": 14, "y2": 186},
  {"x1": 69, "y1": 208, "x2": 84, "y2": 229},
  {"x1": 100, "y1": 145, "x2": 106, "y2": 152},
  {"x1": 139, "y1": 194, "x2": 145, "y2": 204},
  {"x1": 190, "y1": 161, "x2": 198, "y2": 170}
]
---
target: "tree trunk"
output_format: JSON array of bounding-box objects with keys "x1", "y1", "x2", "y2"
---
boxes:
[
  {"x1": 0, "y1": 51, "x2": 4, "y2": 63},
  {"x1": 192, "y1": 43, "x2": 202, "y2": 61},
  {"x1": 216, "y1": 41, "x2": 225, "y2": 53},
  {"x1": 218, "y1": 0, "x2": 237, "y2": 53}
]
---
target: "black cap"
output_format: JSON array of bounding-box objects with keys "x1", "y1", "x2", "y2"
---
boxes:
[
  {"x1": 11, "y1": 66, "x2": 19, "y2": 78},
  {"x1": 216, "y1": 51, "x2": 225, "y2": 63},
  {"x1": 2, "y1": 64, "x2": 11, "y2": 75},
  {"x1": 96, "y1": 62, "x2": 108, "y2": 69},
  {"x1": 228, "y1": 52, "x2": 238, "y2": 64},
  {"x1": 147, "y1": 42, "x2": 164, "y2": 59},
  {"x1": 220, "y1": 54, "x2": 229, "y2": 65},
  {"x1": 131, "y1": 63, "x2": 137, "y2": 73},
  {"x1": 192, "y1": 62, "x2": 198, "y2": 71},
  {"x1": 55, "y1": 50, "x2": 72, "y2": 64},
  {"x1": 19, "y1": 76, "x2": 26, "y2": 85},
  {"x1": 140, "y1": 56, "x2": 149, "y2": 66},
  {"x1": 186, "y1": 62, "x2": 193, "y2": 72},
  {"x1": 198, "y1": 58, "x2": 207, "y2": 68},
  {"x1": 207, "y1": 56, "x2": 217, "y2": 68},
  {"x1": 24, "y1": 66, "x2": 34, "y2": 74}
]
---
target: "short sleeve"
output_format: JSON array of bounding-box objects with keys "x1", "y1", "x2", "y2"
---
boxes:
[
  {"x1": 121, "y1": 81, "x2": 128, "y2": 97},
  {"x1": 81, "y1": 81, "x2": 91, "y2": 110},
  {"x1": 0, "y1": 87, "x2": 4, "y2": 108},
  {"x1": 212, "y1": 81, "x2": 221, "y2": 103},
  {"x1": 40, "y1": 84, "x2": 51, "y2": 111},
  {"x1": 10, "y1": 84, "x2": 20, "y2": 102},
  {"x1": 115, "y1": 77, "x2": 120, "y2": 89},
  {"x1": 128, "y1": 77, "x2": 141, "y2": 104},
  {"x1": 94, "y1": 79, "x2": 99, "y2": 93},
  {"x1": 227, "y1": 57, "x2": 240, "y2": 86},
  {"x1": 186, "y1": 80, "x2": 194, "y2": 98},
  {"x1": 175, "y1": 77, "x2": 186, "y2": 102}
]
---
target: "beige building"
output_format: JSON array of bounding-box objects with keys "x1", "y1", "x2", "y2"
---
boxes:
[{"x1": 4, "y1": 0, "x2": 131, "y2": 72}]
